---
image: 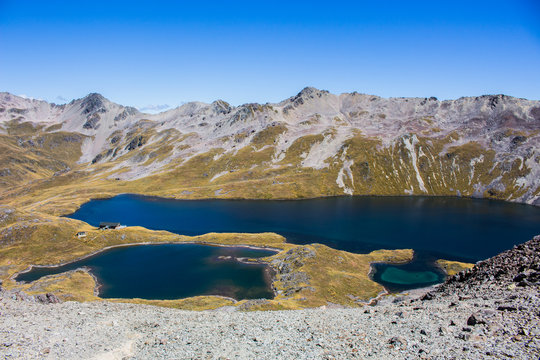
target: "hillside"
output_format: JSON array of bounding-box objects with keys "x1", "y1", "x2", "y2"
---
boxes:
[{"x1": 0, "y1": 88, "x2": 538, "y2": 217}]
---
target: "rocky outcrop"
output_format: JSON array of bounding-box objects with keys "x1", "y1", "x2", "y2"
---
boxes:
[
  {"x1": 79, "y1": 93, "x2": 107, "y2": 115},
  {"x1": 113, "y1": 106, "x2": 138, "y2": 122},
  {"x1": 269, "y1": 247, "x2": 316, "y2": 297},
  {"x1": 35, "y1": 292, "x2": 61, "y2": 304},
  {"x1": 0, "y1": 289, "x2": 61, "y2": 304},
  {"x1": 439, "y1": 235, "x2": 540, "y2": 294},
  {"x1": 125, "y1": 135, "x2": 146, "y2": 151}
]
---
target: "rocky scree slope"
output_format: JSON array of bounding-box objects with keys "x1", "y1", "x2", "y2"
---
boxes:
[
  {"x1": 1, "y1": 236, "x2": 539, "y2": 359},
  {"x1": 0, "y1": 88, "x2": 539, "y2": 206}
]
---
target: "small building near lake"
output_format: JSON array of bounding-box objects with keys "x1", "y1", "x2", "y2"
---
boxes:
[
  {"x1": 76, "y1": 231, "x2": 87, "y2": 238},
  {"x1": 99, "y1": 222, "x2": 121, "y2": 230}
]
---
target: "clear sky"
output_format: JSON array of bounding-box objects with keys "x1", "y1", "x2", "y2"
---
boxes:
[{"x1": 1, "y1": 1, "x2": 539, "y2": 110}]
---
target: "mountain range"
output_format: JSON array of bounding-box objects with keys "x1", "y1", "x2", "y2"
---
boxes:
[{"x1": 0, "y1": 88, "x2": 538, "y2": 210}]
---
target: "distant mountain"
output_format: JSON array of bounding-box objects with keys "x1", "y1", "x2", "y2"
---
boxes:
[{"x1": 0, "y1": 88, "x2": 539, "y2": 208}]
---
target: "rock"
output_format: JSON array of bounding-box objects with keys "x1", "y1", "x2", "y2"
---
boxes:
[
  {"x1": 80, "y1": 93, "x2": 106, "y2": 115},
  {"x1": 113, "y1": 107, "x2": 138, "y2": 122},
  {"x1": 528, "y1": 272, "x2": 540, "y2": 283},
  {"x1": 439, "y1": 236, "x2": 540, "y2": 296},
  {"x1": 36, "y1": 293, "x2": 61, "y2": 304},
  {"x1": 421, "y1": 292, "x2": 434, "y2": 301},
  {"x1": 125, "y1": 136, "x2": 146, "y2": 151},
  {"x1": 91, "y1": 153, "x2": 103, "y2": 164},
  {"x1": 467, "y1": 314, "x2": 485, "y2": 326},
  {"x1": 83, "y1": 113, "x2": 101, "y2": 129},
  {"x1": 388, "y1": 336, "x2": 407, "y2": 349}
]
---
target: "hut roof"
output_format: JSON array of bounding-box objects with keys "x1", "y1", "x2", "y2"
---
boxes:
[{"x1": 99, "y1": 222, "x2": 121, "y2": 228}]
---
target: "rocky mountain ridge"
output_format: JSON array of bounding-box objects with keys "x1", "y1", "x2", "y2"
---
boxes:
[{"x1": 0, "y1": 88, "x2": 538, "y2": 207}]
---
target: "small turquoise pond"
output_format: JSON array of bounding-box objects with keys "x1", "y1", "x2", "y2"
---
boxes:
[
  {"x1": 382, "y1": 268, "x2": 440, "y2": 284},
  {"x1": 15, "y1": 244, "x2": 276, "y2": 300},
  {"x1": 371, "y1": 260, "x2": 446, "y2": 292}
]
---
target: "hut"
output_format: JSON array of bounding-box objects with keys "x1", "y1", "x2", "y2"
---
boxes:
[
  {"x1": 99, "y1": 222, "x2": 121, "y2": 229},
  {"x1": 76, "y1": 231, "x2": 87, "y2": 238}
]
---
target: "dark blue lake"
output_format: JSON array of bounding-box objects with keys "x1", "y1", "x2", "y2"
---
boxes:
[
  {"x1": 16, "y1": 244, "x2": 276, "y2": 300},
  {"x1": 66, "y1": 194, "x2": 540, "y2": 292}
]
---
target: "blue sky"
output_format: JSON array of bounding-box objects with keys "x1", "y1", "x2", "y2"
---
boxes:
[{"x1": 1, "y1": 1, "x2": 539, "y2": 110}]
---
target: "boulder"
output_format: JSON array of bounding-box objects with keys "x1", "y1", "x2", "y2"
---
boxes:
[{"x1": 36, "y1": 293, "x2": 61, "y2": 304}]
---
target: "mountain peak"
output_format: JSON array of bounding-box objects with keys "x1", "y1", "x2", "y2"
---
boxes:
[
  {"x1": 210, "y1": 100, "x2": 233, "y2": 115},
  {"x1": 293, "y1": 87, "x2": 329, "y2": 101},
  {"x1": 79, "y1": 93, "x2": 109, "y2": 114},
  {"x1": 297, "y1": 87, "x2": 321, "y2": 97},
  {"x1": 282, "y1": 87, "x2": 330, "y2": 110},
  {"x1": 77, "y1": 92, "x2": 110, "y2": 104},
  {"x1": 84, "y1": 92, "x2": 105, "y2": 100}
]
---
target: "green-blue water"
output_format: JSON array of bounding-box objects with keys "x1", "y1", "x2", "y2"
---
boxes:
[
  {"x1": 59, "y1": 194, "x2": 540, "y2": 293},
  {"x1": 381, "y1": 268, "x2": 440, "y2": 284},
  {"x1": 16, "y1": 244, "x2": 276, "y2": 300},
  {"x1": 371, "y1": 260, "x2": 446, "y2": 292}
]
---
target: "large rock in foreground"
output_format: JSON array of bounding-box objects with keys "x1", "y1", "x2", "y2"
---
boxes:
[{"x1": 440, "y1": 235, "x2": 540, "y2": 293}]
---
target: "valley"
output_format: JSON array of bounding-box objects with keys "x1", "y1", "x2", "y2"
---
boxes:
[{"x1": 0, "y1": 88, "x2": 538, "y2": 310}]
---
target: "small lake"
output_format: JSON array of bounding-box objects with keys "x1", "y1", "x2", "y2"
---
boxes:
[
  {"x1": 16, "y1": 244, "x2": 276, "y2": 300},
  {"x1": 371, "y1": 260, "x2": 446, "y2": 292},
  {"x1": 67, "y1": 194, "x2": 540, "y2": 292}
]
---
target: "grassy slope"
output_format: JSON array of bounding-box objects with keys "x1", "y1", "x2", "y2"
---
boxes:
[{"x1": 436, "y1": 259, "x2": 475, "y2": 276}]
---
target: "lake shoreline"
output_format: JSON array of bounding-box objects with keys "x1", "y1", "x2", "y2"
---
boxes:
[
  {"x1": 14, "y1": 241, "x2": 278, "y2": 301},
  {"x1": 61, "y1": 191, "x2": 539, "y2": 219},
  {"x1": 12, "y1": 240, "x2": 281, "y2": 283}
]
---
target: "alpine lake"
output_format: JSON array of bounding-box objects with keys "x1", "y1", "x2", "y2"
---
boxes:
[{"x1": 17, "y1": 195, "x2": 540, "y2": 299}]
